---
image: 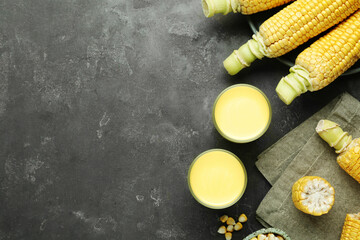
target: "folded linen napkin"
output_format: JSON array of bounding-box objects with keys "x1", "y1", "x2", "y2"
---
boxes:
[
  {"x1": 255, "y1": 93, "x2": 360, "y2": 240},
  {"x1": 256, "y1": 96, "x2": 340, "y2": 185}
]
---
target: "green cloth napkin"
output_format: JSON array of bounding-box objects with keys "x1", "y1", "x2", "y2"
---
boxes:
[
  {"x1": 255, "y1": 93, "x2": 360, "y2": 240},
  {"x1": 256, "y1": 95, "x2": 340, "y2": 185}
]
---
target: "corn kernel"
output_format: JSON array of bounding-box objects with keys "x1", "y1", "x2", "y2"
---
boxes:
[
  {"x1": 217, "y1": 226, "x2": 226, "y2": 234},
  {"x1": 225, "y1": 232, "x2": 232, "y2": 240},
  {"x1": 234, "y1": 222, "x2": 243, "y2": 231},
  {"x1": 267, "y1": 233, "x2": 276, "y2": 240},
  {"x1": 257, "y1": 234, "x2": 267, "y2": 240},
  {"x1": 238, "y1": 214, "x2": 248, "y2": 223},
  {"x1": 220, "y1": 215, "x2": 228, "y2": 223},
  {"x1": 227, "y1": 225, "x2": 234, "y2": 232},
  {"x1": 226, "y1": 217, "x2": 235, "y2": 225}
]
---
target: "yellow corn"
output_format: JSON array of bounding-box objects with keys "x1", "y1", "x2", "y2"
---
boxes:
[
  {"x1": 218, "y1": 226, "x2": 227, "y2": 234},
  {"x1": 340, "y1": 213, "x2": 360, "y2": 240},
  {"x1": 225, "y1": 232, "x2": 232, "y2": 240},
  {"x1": 220, "y1": 215, "x2": 229, "y2": 223},
  {"x1": 317, "y1": 120, "x2": 360, "y2": 183},
  {"x1": 223, "y1": 0, "x2": 360, "y2": 75},
  {"x1": 226, "y1": 217, "x2": 236, "y2": 225},
  {"x1": 234, "y1": 222, "x2": 243, "y2": 231},
  {"x1": 238, "y1": 213, "x2": 247, "y2": 223},
  {"x1": 276, "y1": 10, "x2": 360, "y2": 105},
  {"x1": 337, "y1": 138, "x2": 360, "y2": 183},
  {"x1": 202, "y1": 0, "x2": 294, "y2": 17},
  {"x1": 292, "y1": 176, "x2": 335, "y2": 216}
]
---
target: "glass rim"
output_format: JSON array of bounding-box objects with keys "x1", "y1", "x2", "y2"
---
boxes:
[
  {"x1": 212, "y1": 84, "x2": 272, "y2": 143},
  {"x1": 187, "y1": 149, "x2": 248, "y2": 209}
]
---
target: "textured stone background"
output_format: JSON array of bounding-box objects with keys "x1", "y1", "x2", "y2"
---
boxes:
[{"x1": 0, "y1": 0, "x2": 359, "y2": 239}]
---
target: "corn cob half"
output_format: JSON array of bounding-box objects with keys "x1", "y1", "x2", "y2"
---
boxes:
[
  {"x1": 202, "y1": 0, "x2": 294, "y2": 17},
  {"x1": 276, "y1": 10, "x2": 360, "y2": 105},
  {"x1": 292, "y1": 176, "x2": 335, "y2": 216},
  {"x1": 223, "y1": 0, "x2": 360, "y2": 75},
  {"x1": 340, "y1": 213, "x2": 360, "y2": 240},
  {"x1": 316, "y1": 120, "x2": 360, "y2": 184}
]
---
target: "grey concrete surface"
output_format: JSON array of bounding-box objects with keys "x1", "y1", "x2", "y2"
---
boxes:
[{"x1": 0, "y1": 0, "x2": 359, "y2": 239}]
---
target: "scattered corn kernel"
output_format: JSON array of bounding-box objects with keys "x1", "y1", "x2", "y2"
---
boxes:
[
  {"x1": 250, "y1": 238, "x2": 257, "y2": 240},
  {"x1": 227, "y1": 224, "x2": 234, "y2": 232},
  {"x1": 217, "y1": 226, "x2": 226, "y2": 234},
  {"x1": 238, "y1": 214, "x2": 247, "y2": 223},
  {"x1": 277, "y1": 236, "x2": 284, "y2": 240},
  {"x1": 226, "y1": 217, "x2": 235, "y2": 226},
  {"x1": 225, "y1": 232, "x2": 232, "y2": 240},
  {"x1": 220, "y1": 215, "x2": 228, "y2": 223},
  {"x1": 234, "y1": 222, "x2": 243, "y2": 231}
]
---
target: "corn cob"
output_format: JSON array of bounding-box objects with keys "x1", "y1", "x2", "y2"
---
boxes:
[
  {"x1": 223, "y1": 0, "x2": 360, "y2": 75},
  {"x1": 202, "y1": 0, "x2": 294, "y2": 17},
  {"x1": 316, "y1": 120, "x2": 360, "y2": 183},
  {"x1": 292, "y1": 176, "x2": 335, "y2": 216},
  {"x1": 340, "y1": 213, "x2": 360, "y2": 240},
  {"x1": 276, "y1": 10, "x2": 360, "y2": 105}
]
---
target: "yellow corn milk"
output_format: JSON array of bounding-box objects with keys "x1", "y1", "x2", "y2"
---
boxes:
[
  {"x1": 188, "y1": 149, "x2": 247, "y2": 209},
  {"x1": 213, "y1": 84, "x2": 271, "y2": 143}
]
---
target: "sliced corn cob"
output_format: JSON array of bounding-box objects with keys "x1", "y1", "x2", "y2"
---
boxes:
[
  {"x1": 340, "y1": 213, "x2": 360, "y2": 240},
  {"x1": 316, "y1": 120, "x2": 360, "y2": 183},
  {"x1": 276, "y1": 10, "x2": 360, "y2": 105},
  {"x1": 223, "y1": 0, "x2": 360, "y2": 75},
  {"x1": 201, "y1": 0, "x2": 294, "y2": 17},
  {"x1": 292, "y1": 176, "x2": 335, "y2": 216}
]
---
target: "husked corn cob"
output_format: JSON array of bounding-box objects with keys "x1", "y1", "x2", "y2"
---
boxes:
[
  {"x1": 201, "y1": 0, "x2": 294, "y2": 17},
  {"x1": 316, "y1": 120, "x2": 360, "y2": 183},
  {"x1": 292, "y1": 176, "x2": 335, "y2": 216},
  {"x1": 340, "y1": 213, "x2": 360, "y2": 240},
  {"x1": 223, "y1": 0, "x2": 360, "y2": 75},
  {"x1": 276, "y1": 10, "x2": 360, "y2": 105}
]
